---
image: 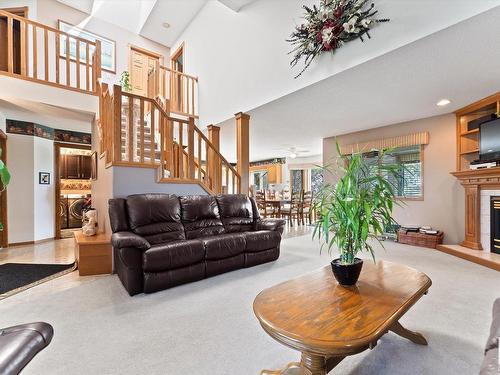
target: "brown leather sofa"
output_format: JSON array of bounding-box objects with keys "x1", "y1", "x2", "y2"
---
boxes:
[
  {"x1": 109, "y1": 194, "x2": 285, "y2": 295},
  {"x1": 480, "y1": 298, "x2": 500, "y2": 375},
  {"x1": 0, "y1": 322, "x2": 53, "y2": 375}
]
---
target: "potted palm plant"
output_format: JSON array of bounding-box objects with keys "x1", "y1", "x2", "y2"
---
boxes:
[{"x1": 313, "y1": 142, "x2": 400, "y2": 285}]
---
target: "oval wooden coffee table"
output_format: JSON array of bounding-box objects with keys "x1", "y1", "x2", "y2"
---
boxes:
[{"x1": 253, "y1": 260, "x2": 432, "y2": 375}]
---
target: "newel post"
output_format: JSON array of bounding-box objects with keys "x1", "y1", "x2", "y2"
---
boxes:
[
  {"x1": 207, "y1": 125, "x2": 221, "y2": 192},
  {"x1": 235, "y1": 112, "x2": 250, "y2": 195}
]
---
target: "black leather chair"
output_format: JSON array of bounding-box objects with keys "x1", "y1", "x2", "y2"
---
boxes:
[
  {"x1": 109, "y1": 194, "x2": 286, "y2": 295},
  {"x1": 0, "y1": 322, "x2": 53, "y2": 375}
]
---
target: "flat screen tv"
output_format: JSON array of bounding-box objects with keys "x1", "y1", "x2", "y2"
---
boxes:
[{"x1": 480, "y1": 118, "x2": 500, "y2": 161}]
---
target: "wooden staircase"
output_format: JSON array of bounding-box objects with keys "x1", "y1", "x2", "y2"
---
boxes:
[{"x1": 98, "y1": 83, "x2": 242, "y2": 195}]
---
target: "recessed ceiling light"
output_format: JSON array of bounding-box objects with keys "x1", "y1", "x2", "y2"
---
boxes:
[
  {"x1": 162, "y1": 22, "x2": 171, "y2": 29},
  {"x1": 436, "y1": 99, "x2": 451, "y2": 107},
  {"x1": 289, "y1": 152, "x2": 297, "y2": 159}
]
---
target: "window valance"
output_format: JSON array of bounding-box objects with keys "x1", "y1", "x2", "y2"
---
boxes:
[{"x1": 340, "y1": 132, "x2": 429, "y2": 155}]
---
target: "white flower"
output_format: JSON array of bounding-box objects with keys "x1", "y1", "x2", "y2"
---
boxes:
[
  {"x1": 322, "y1": 27, "x2": 335, "y2": 43},
  {"x1": 343, "y1": 16, "x2": 359, "y2": 34},
  {"x1": 319, "y1": 9, "x2": 333, "y2": 21},
  {"x1": 307, "y1": 42, "x2": 316, "y2": 52},
  {"x1": 360, "y1": 18, "x2": 372, "y2": 28}
]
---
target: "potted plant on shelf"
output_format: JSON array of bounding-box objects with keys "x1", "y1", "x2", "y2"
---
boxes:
[{"x1": 313, "y1": 142, "x2": 400, "y2": 286}]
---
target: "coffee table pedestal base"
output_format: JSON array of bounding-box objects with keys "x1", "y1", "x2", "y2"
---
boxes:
[{"x1": 260, "y1": 321, "x2": 427, "y2": 375}]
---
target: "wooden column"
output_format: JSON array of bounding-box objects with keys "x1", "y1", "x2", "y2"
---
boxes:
[
  {"x1": 207, "y1": 125, "x2": 220, "y2": 193},
  {"x1": 235, "y1": 112, "x2": 250, "y2": 195}
]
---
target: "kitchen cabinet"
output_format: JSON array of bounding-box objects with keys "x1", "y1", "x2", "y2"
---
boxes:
[{"x1": 60, "y1": 155, "x2": 92, "y2": 179}]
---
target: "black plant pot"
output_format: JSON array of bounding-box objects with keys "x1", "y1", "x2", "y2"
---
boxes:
[{"x1": 330, "y1": 258, "x2": 363, "y2": 286}]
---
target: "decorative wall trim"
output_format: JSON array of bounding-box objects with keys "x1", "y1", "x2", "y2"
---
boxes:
[
  {"x1": 250, "y1": 158, "x2": 286, "y2": 167},
  {"x1": 6, "y1": 120, "x2": 91, "y2": 145},
  {"x1": 341, "y1": 131, "x2": 429, "y2": 155}
]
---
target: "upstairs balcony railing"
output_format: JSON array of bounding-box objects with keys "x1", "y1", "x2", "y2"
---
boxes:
[
  {"x1": 98, "y1": 83, "x2": 240, "y2": 194},
  {"x1": 147, "y1": 65, "x2": 198, "y2": 118},
  {"x1": 0, "y1": 9, "x2": 101, "y2": 94}
]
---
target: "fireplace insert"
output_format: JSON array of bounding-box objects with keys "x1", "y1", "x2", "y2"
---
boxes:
[{"x1": 490, "y1": 196, "x2": 500, "y2": 254}]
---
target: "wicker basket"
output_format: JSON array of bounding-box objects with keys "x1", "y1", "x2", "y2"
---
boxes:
[{"x1": 397, "y1": 230, "x2": 444, "y2": 249}]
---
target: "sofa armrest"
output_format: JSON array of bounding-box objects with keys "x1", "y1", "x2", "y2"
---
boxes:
[
  {"x1": 256, "y1": 218, "x2": 286, "y2": 235},
  {"x1": 111, "y1": 232, "x2": 151, "y2": 250}
]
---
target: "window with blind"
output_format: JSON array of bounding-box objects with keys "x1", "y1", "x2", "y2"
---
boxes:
[{"x1": 362, "y1": 145, "x2": 423, "y2": 199}]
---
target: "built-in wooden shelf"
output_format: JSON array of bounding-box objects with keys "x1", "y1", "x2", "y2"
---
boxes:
[
  {"x1": 461, "y1": 129, "x2": 479, "y2": 136},
  {"x1": 460, "y1": 148, "x2": 479, "y2": 155},
  {"x1": 456, "y1": 92, "x2": 500, "y2": 171}
]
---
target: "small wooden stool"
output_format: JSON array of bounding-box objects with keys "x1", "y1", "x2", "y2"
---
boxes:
[{"x1": 74, "y1": 231, "x2": 112, "y2": 276}]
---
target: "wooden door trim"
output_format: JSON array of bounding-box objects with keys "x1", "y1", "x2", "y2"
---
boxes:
[
  {"x1": 129, "y1": 44, "x2": 163, "y2": 60},
  {"x1": 54, "y1": 142, "x2": 91, "y2": 239},
  {"x1": 1, "y1": 7, "x2": 28, "y2": 17},
  {"x1": 170, "y1": 42, "x2": 184, "y2": 70}
]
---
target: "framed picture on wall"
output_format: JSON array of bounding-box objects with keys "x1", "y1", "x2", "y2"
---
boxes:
[
  {"x1": 58, "y1": 20, "x2": 116, "y2": 73},
  {"x1": 91, "y1": 151, "x2": 98, "y2": 180},
  {"x1": 39, "y1": 172, "x2": 50, "y2": 185}
]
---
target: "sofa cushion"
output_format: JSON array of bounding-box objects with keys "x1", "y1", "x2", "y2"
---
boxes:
[
  {"x1": 216, "y1": 194, "x2": 254, "y2": 232},
  {"x1": 200, "y1": 233, "x2": 246, "y2": 260},
  {"x1": 143, "y1": 240, "x2": 205, "y2": 272},
  {"x1": 244, "y1": 230, "x2": 281, "y2": 252},
  {"x1": 180, "y1": 195, "x2": 225, "y2": 239},
  {"x1": 126, "y1": 194, "x2": 185, "y2": 245}
]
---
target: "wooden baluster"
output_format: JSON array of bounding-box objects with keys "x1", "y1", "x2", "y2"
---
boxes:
[
  {"x1": 20, "y1": 20, "x2": 26, "y2": 76},
  {"x1": 7, "y1": 16, "x2": 13, "y2": 73},
  {"x1": 205, "y1": 140, "x2": 210, "y2": 189},
  {"x1": 55, "y1": 31, "x2": 60, "y2": 83},
  {"x1": 113, "y1": 85, "x2": 122, "y2": 162},
  {"x1": 191, "y1": 78, "x2": 195, "y2": 116},
  {"x1": 225, "y1": 165, "x2": 229, "y2": 193},
  {"x1": 187, "y1": 117, "x2": 195, "y2": 179},
  {"x1": 32, "y1": 25, "x2": 37, "y2": 78},
  {"x1": 44, "y1": 28, "x2": 48, "y2": 81},
  {"x1": 140, "y1": 99, "x2": 145, "y2": 163},
  {"x1": 178, "y1": 122, "x2": 184, "y2": 179},
  {"x1": 128, "y1": 97, "x2": 134, "y2": 162},
  {"x1": 75, "y1": 39, "x2": 80, "y2": 89},
  {"x1": 65, "y1": 35, "x2": 70, "y2": 86},
  {"x1": 85, "y1": 43, "x2": 89, "y2": 91},
  {"x1": 94, "y1": 40, "x2": 102, "y2": 93},
  {"x1": 150, "y1": 105, "x2": 156, "y2": 163},
  {"x1": 198, "y1": 134, "x2": 202, "y2": 181},
  {"x1": 165, "y1": 118, "x2": 173, "y2": 177}
]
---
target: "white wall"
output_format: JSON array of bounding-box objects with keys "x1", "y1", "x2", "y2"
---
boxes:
[
  {"x1": 33, "y1": 137, "x2": 54, "y2": 241},
  {"x1": 324, "y1": 114, "x2": 464, "y2": 244},
  {"x1": 174, "y1": 0, "x2": 500, "y2": 126},
  {"x1": 7, "y1": 134, "x2": 35, "y2": 244}
]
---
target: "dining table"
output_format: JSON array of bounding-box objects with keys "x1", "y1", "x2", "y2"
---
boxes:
[{"x1": 263, "y1": 198, "x2": 290, "y2": 217}]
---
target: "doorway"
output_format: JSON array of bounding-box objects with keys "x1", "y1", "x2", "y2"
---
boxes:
[
  {"x1": 54, "y1": 143, "x2": 92, "y2": 239},
  {"x1": 170, "y1": 44, "x2": 184, "y2": 110},
  {"x1": 0, "y1": 130, "x2": 7, "y2": 248},
  {"x1": 0, "y1": 7, "x2": 28, "y2": 74},
  {"x1": 129, "y1": 45, "x2": 161, "y2": 97}
]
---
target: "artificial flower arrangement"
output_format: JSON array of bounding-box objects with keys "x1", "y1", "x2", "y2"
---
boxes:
[{"x1": 287, "y1": 0, "x2": 389, "y2": 78}]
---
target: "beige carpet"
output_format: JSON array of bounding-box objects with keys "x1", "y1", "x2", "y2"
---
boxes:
[{"x1": 0, "y1": 234, "x2": 498, "y2": 374}]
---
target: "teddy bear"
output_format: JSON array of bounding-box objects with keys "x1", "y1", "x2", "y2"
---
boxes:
[{"x1": 82, "y1": 209, "x2": 98, "y2": 237}]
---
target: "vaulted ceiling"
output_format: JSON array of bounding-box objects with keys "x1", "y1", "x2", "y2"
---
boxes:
[{"x1": 55, "y1": 0, "x2": 256, "y2": 47}]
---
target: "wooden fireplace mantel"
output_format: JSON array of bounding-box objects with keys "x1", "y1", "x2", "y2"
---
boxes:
[{"x1": 452, "y1": 167, "x2": 500, "y2": 250}]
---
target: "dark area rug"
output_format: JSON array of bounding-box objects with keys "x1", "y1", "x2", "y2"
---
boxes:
[{"x1": 0, "y1": 263, "x2": 76, "y2": 298}]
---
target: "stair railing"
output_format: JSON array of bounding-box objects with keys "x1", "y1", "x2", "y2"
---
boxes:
[
  {"x1": 98, "y1": 84, "x2": 240, "y2": 194},
  {"x1": 0, "y1": 9, "x2": 101, "y2": 94}
]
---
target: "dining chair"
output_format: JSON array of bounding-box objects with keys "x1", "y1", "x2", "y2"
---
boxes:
[
  {"x1": 255, "y1": 191, "x2": 275, "y2": 218},
  {"x1": 280, "y1": 190, "x2": 302, "y2": 226},
  {"x1": 301, "y1": 191, "x2": 313, "y2": 225}
]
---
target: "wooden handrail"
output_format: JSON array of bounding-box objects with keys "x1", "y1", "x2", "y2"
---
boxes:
[
  {"x1": 159, "y1": 65, "x2": 199, "y2": 81},
  {"x1": 97, "y1": 84, "x2": 241, "y2": 194},
  {"x1": 0, "y1": 10, "x2": 101, "y2": 95}
]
